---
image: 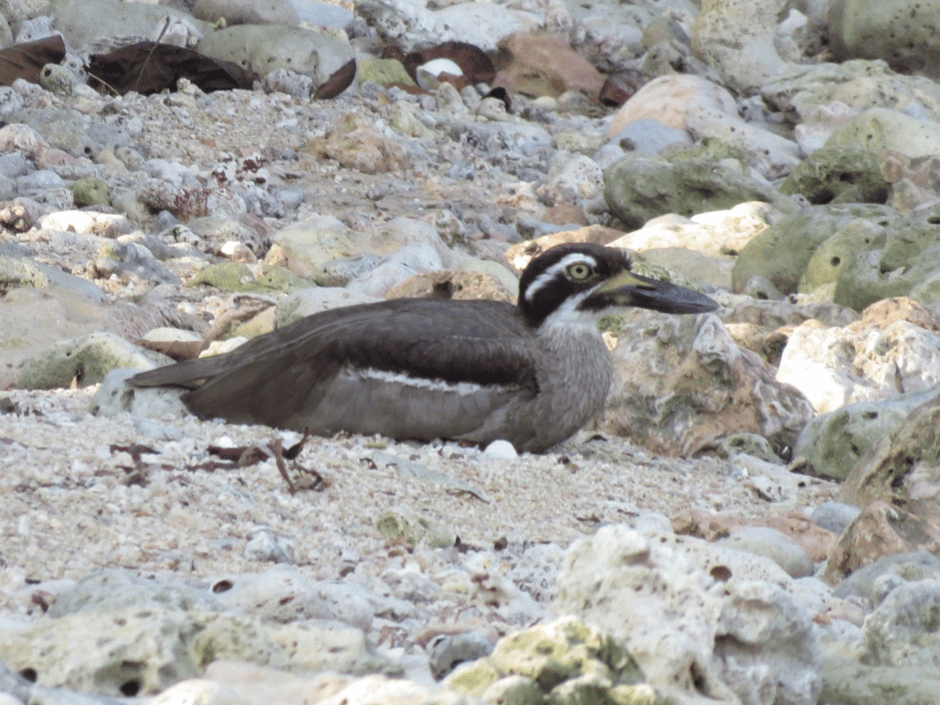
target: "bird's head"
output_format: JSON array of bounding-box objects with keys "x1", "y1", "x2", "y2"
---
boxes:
[{"x1": 516, "y1": 243, "x2": 719, "y2": 331}]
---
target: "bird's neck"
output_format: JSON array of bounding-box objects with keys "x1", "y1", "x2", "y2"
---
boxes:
[{"x1": 536, "y1": 320, "x2": 608, "y2": 358}]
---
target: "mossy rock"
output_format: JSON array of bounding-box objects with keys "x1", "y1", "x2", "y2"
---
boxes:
[
  {"x1": 71, "y1": 177, "x2": 111, "y2": 207},
  {"x1": 445, "y1": 617, "x2": 651, "y2": 705},
  {"x1": 666, "y1": 136, "x2": 751, "y2": 170},
  {"x1": 604, "y1": 153, "x2": 780, "y2": 230},
  {"x1": 780, "y1": 145, "x2": 888, "y2": 205},
  {"x1": 16, "y1": 332, "x2": 172, "y2": 389},
  {"x1": 357, "y1": 57, "x2": 415, "y2": 86},
  {"x1": 833, "y1": 204, "x2": 940, "y2": 310},
  {"x1": 186, "y1": 262, "x2": 310, "y2": 293},
  {"x1": 375, "y1": 509, "x2": 455, "y2": 549},
  {"x1": 799, "y1": 218, "x2": 885, "y2": 292},
  {"x1": 731, "y1": 203, "x2": 896, "y2": 295},
  {"x1": 0, "y1": 255, "x2": 50, "y2": 290}
]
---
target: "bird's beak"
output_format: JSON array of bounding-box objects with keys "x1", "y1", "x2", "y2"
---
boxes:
[{"x1": 594, "y1": 270, "x2": 720, "y2": 314}]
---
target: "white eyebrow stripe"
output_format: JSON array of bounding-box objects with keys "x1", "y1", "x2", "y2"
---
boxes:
[{"x1": 523, "y1": 253, "x2": 598, "y2": 302}]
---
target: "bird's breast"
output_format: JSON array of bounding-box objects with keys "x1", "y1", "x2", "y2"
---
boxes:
[
  {"x1": 538, "y1": 329, "x2": 613, "y2": 409},
  {"x1": 506, "y1": 329, "x2": 613, "y2": 451}
]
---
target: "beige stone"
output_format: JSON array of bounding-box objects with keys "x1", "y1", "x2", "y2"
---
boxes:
[{"x1": 606, "y1": 74, "x2": 738, "y2": 138}]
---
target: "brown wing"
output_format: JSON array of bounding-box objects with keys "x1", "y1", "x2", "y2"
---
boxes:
[{"x1": 130, "y1": 298, "x2": 540, "y2": 433}]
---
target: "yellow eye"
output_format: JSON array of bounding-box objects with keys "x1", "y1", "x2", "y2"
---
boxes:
[{"x1": 567, "y1": 263, "x2": 592, "y2": 280}]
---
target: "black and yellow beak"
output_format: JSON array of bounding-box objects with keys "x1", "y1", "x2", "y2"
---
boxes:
[{"x1": 590, "y1": 270, "x2": 719, "y2": 315}]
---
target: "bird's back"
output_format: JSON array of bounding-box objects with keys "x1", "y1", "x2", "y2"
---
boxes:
[{"x1": 131, "y1": 298, "x2": 549, "y2": 441}]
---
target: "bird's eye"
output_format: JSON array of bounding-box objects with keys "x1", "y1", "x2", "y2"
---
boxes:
[{"x1": 567, "y1": 263, "x2": 592, "y2": 280}]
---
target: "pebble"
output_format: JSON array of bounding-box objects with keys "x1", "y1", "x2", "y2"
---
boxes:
[
  {"x1": 812, "y1": 501, "x2": 863, "y2": 534},
  {"x1": 717, "y1": 526, "x2": 815, "y2": 578},
  {"x1": 16, "y1": 169, "x2": 65, "y2": 192},
  {"x1": 833, "y1": 552, "x2": 941, "y2": 601},
  {"x1": 428, "y1": 632, "x2": 495, "y2": 680},
  {"x1": 0, "y1": 152, "x2": 32, "y2": 178},
  {"x1": 482, "y1": 439, "x2": 518, "y2": 459}
]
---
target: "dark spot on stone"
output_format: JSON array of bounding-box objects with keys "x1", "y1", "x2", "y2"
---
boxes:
[
  {"x1": 710, "y1": 565, "x2": 732, "y2": 581},
  {"x1": 690, "y1": 662, "x2": 707, "y2": 692},
  {"x1": 432, "y1": 280, "x2": 455, "y2": 299},
  {"x1": 120, "y1": 679, "x2": 141, "y2": 697},
  {"x1": 212, "y1": 579, "x2": 234, "y2": 593}
]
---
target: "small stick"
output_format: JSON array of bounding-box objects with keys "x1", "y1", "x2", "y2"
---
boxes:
[{"x1": 133, "y1": 16, "x2": 172, "y2": 94}]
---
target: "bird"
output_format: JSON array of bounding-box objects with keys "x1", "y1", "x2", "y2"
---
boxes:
[{"x1": 128, "y1": 242, "x2": 719, "y2": 453}]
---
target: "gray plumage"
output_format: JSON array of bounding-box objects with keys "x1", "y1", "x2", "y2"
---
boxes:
[{"x1": 129, "y1": 243, "x2": 718, "y2": 452}]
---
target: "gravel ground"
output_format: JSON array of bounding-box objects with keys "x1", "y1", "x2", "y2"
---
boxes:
[{"x1": 0, "y1": 385, "x2": 837, "y2": 605}]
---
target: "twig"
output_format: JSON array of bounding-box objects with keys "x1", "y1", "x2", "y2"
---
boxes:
[
  {"x1": 270, "y1": 438, "x2": 296, "y2": 495},
  {"x1": 133, "y1": 16, "x2": 172, "y2": 94},
  {"x1": 84, "y1": 70, "x2": 121, "y2": 97}
]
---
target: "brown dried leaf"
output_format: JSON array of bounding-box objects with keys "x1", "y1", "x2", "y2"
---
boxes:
[
  {"x1": 282, "y1": 429, "x2": 312, "y2": 460},
  {"x1": 0, "y1": 35, "x2": 66, "y2": 87},
  {"x1": 109, "y1": 443, "x2": 157, "y2": 463},
  {"x1": 598, "y1": 70, "x2": 646, "y2": 107},
  {"x1": 314, "y1": 58, "x2": 356, "y2": 100},
  {"x1": 407, "y1": 41, "x2": 495, "y2": 85},
  {"x1": 207, "y1": 444, "x2": 253, "y2": 462},
  {"x1": 270, "y1": 437, "x2": 295, "y2": 494},
  {"x1": 206, "y1": 434, "x2": 324, "y2": 493},
  {"x1": 88, "y1": 42, "x2": 254, "y2": 96},
  {"x1": 483, "y1": 86, "x2": 511, "y2": 111}
]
